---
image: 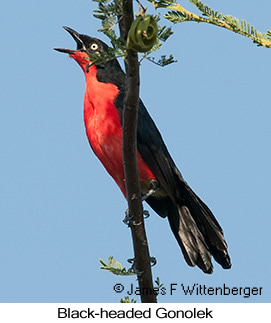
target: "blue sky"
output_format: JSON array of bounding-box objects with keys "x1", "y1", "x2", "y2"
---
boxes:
[{"x1": 0, "y1": 0, "x2": 270, "y2": 302}]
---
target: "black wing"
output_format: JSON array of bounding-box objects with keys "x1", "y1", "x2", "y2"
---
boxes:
[{"x1": 114, "y1": 90, "x2": 231, "y2": 273}]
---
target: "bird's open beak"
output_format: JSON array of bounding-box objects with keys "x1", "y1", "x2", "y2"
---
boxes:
[
  {"x1": 54, "y1": 26, "x2": 86, "y2": 54},
  {"x1": 54, "y1": 47, "x2": 75, "y2": 54}
]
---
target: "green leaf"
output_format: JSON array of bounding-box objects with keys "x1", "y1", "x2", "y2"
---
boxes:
[
  {"x1": 155, "y1": 0, "x2": 271, "y2": 47},
  {"x1": 92, "y1": 0, "x2": 176, "y2": 66},
  {"x1": 99, "y1": 257, "x2": 137, "y2": 276},
  {"x1": 120, "y1": 296, "x2": 137, "y2": 303}
]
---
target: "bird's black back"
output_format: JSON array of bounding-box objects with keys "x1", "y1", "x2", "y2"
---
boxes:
[{"x1": 93, "y1": 47, "x2": 231, "y2": 273}]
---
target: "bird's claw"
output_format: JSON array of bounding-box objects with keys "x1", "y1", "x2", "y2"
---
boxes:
[
  {"x1": 143, "y1": 210, "x2": 150, "y2": 219},
  {"x1": 127, "y1": 256, "x2": 157, "y2": 274},
  {"x1": 142, "y1": 180, "x2": 160, "y2": 201},
  {"x1": 123, "y1": 208, "x2": 132, "y2": 226},
  {"x1": 127, "y1": 258, "x2": 143, "y2": 275},
  {"x1": 123, "y1": 209, "x2": 150, "y2": 226},
  {"x1": 150, "y1": 257, "x2": 157, "y2": 267}
]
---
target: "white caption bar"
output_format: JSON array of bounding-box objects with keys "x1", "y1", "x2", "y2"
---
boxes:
[{"x1": 0, "y1": 303, "x2": 269, "y2": 322}]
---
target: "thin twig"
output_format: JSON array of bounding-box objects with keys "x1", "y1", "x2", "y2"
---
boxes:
[{"x1": 151, "y1": 0, "x2": 271, "y2": 48}]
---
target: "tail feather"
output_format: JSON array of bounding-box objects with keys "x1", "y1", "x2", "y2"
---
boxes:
[
  {"x1": 146, "y1": 179, "x2": 231, "y2": 273},
  {"x1": 179, "y1": 182, "x2": 231, "y2": 270},
  {"x1": 168, "y1": 205, "x2": 214, "y2": 273}
]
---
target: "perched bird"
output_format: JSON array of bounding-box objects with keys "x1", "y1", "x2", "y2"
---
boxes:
[{"x1": 55, "y1": 27, "x2": 231, "y2": 274}]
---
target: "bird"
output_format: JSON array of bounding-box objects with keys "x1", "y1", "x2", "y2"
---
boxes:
[{"x1": 55, "y1": 26, "x2": 231, "y2": 274}]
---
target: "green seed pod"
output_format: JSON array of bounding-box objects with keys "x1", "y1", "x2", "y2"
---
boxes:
[{"x1": 127, "y1": 15, "x2": 158, "y2": 52}]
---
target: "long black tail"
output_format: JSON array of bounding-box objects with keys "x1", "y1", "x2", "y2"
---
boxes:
[
  {"x1": 168, "y1": 180, "x2": 231, "y2": 273},
  {"x1": 146, "y1": 180, "x2": 231, "y2": 273}
]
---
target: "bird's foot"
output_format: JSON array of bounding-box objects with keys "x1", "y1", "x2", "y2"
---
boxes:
[
  {"x1": 127, "y1": 256, "x2": 157, "y2": 274},
  {"x1": 142, "y1": 180, "x2": 160, "y2": 201},
  {"x1": 123, "y1": 208, "x2": 132, "y2": 226},
  {"x1": 123, "y1": 209, "x2": 150, "y2": 226},
  {"x1": 127, "y1": 258, "x2": 143, "y2": 275},
  {"x1": 143, "y1": 210, "x2": 150, "y2": 219},
  {"x1": 150, "y1": 256, "x2": 157, "y2": 267}
]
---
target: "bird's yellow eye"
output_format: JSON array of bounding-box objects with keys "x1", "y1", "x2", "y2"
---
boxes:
[{"x1": 90, "y1": 43, "x2": 99, "y2": 51}]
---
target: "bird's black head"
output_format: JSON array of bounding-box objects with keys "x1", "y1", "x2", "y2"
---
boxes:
[
  {"x1": 55, "y1": 26, "x2": 109, "y2": 53},
  {"x1": 55, "y1": 27, "x2": 110, "y2": 71},
  {"x1": 55, "y1": 27, "x2": 126, "y2": 89}
]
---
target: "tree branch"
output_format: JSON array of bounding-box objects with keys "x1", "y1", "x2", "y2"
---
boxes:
[
  {"x1": 151, "y1": 0, "x2": 271, "y2": 48},
  {"x1": 119, "y1": 0, "x2": 157, "y2": 303}
]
